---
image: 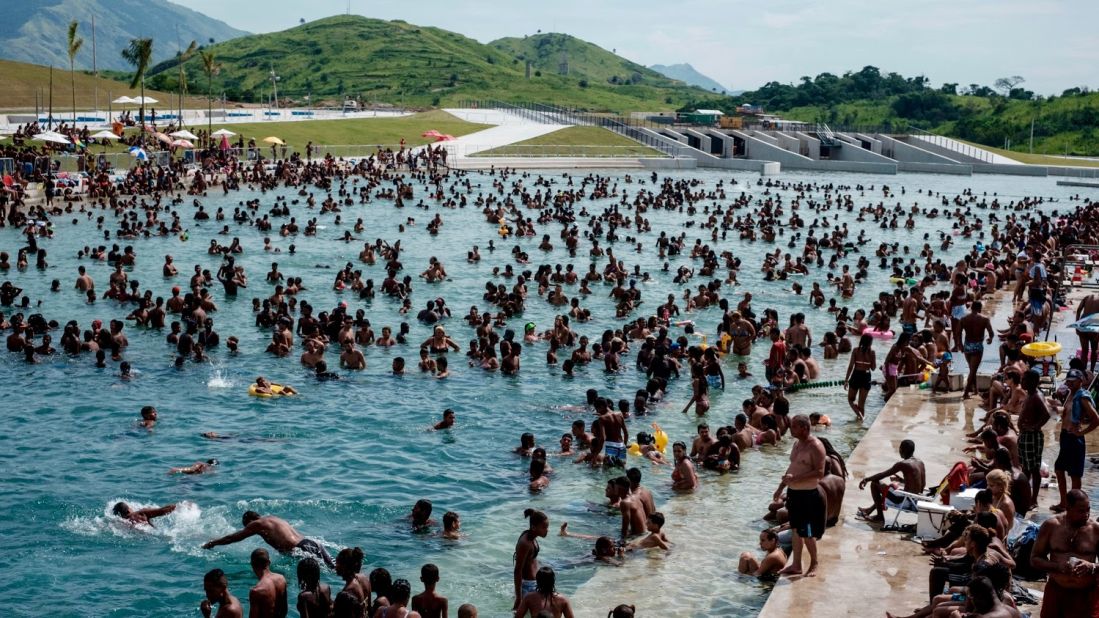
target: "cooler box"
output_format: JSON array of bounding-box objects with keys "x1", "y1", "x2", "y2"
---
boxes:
[
  {"x1": 950, "y1": 487, "x2": 981, "y2": 511},
  {"x1": 916, "y1": 501, "x2": 955, "y2": 540}
]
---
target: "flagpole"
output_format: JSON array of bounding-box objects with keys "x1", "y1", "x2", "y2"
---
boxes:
[
  {"x1": 92, "y1": 14, "x2": 98, "y2": 119},
  {"x1": 48, "y1": 65, "x2": 54, "y2": 130}
]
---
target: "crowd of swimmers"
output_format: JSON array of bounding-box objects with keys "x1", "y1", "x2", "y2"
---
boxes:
[{"x1": 2, "y1": 134, "x2": 1099, "y2": 617}]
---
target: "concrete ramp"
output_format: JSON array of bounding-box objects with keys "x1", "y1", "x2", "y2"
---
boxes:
[{"x1": 834, "y1": 134, "x2": 900, "y2": 166}]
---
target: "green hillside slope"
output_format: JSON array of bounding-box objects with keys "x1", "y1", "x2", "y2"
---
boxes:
[{"x1": 144, "y1": 16, "x2": 698, "y2": 112}]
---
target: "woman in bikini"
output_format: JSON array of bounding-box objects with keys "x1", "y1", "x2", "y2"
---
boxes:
[
  {"x1": 845, "y1": 334, "x2": 876, "y2": 421},
  {"x1": 671, "y1": 442, "x2": 698, "y2": 491},
  {"x1": 681, "y1": 363, "x2": 711, "y2": 415},
  {"x1": 420, "y1": 326, "x2": 459, "y2": 354},
  {"x1": 513, "y1": 509, "x2": 548, "y2": 612}
]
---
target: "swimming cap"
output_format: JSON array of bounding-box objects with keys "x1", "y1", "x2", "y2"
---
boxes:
[{"x1": 525, "y1": 322, "x2": 536, "y2": 332}]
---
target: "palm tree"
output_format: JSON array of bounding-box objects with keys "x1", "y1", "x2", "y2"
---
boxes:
[
  {"x1": 177, "y1": 40, "x2": 197, "y2": 126},
  {"x1": 199, "y1": 50, "x2": 221, "y2": 137},
  {"x1": 66, "y1": 21, "x2": 84, "y2": 123},
  {"x1": 121, "y1": 37, "x2": 153, "y2": 140}
]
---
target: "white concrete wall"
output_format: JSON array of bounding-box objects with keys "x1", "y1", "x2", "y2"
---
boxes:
[{"x1": 794, "y1": 132, "x2": 821, "y2": 159}]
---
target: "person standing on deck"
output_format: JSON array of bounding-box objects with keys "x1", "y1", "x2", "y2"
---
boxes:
[
  {"x1": 960, "y1": 301, "x2": 994, "y2": 399},
  {"x1": 773, "y1": 414, "x2": 827, "y2": 577}
]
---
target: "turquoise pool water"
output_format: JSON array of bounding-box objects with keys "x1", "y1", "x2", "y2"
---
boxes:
[{"x1": 0, "y1": 169, "x2": 1074, "y2": 617}]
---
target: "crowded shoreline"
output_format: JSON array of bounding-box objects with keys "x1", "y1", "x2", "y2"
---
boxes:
[{"x1": 1, "y1": 131, "x2": 1099, "y2": 618}]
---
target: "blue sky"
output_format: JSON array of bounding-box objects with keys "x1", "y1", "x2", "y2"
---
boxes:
[{"x1": 174, "y1": 0, "x2": 1098, "y2": 95}]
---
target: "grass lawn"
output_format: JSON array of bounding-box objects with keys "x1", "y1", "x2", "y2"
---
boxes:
[
  {"x1": 79, "y1": 110, "x2": 488, "y2": 155},
  {"x1": 183, "y1": 110, "x2": 488, "y2": 147},
  {"x1": 474, "y1": 126, "x2": 664, "y2": 157},
  {"x1": 955, "y1": 139, "x2": 1099, "y2": 169}
]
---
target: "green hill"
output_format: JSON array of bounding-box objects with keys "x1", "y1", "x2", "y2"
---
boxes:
[
  {"x1": 144, "y1": 16, "x2": 699, "y2": 112},
  {"x1": 0, "y1": 0, "x2": 246, "y2": 71},
  {"x1": 488, "y1": 33, "x2": 681, "y2": 89}
]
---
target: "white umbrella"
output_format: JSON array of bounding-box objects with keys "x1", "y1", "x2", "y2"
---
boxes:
[
  {"x1": 32, "y1": 132, "x2": 70, "y2": 144},
  {"x1": 90, "y1": 130, "x2": 120, "y2": 140},
  {"x1": 132, "y1": 96, "x2": 158, "y2": 105},
  {"x1": 170, "y1": 130, "x2": 199, "y2": 140},
  {"x1": 112, "y1": 96, "x2": 136, "y2": 105},
  {"x1": 210, "y1": 128, "x2": 236, "y2": 137}
]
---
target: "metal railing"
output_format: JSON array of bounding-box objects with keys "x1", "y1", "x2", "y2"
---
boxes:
[
  {"x1": 905, "y1": 126, "x2": 995, "y2": 163},
  {"x1": 464, "y1": 144, "x2": 668, "y2": 158}
]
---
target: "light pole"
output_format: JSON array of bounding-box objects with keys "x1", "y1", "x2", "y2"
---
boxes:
[{"x1": 269, "y1": 67, "x2": 280, "y2": 118}]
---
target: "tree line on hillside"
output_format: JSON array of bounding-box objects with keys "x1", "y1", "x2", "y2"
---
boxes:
[{"x1": 678, "y1": 65, "x2": 1099, "y2": 154}]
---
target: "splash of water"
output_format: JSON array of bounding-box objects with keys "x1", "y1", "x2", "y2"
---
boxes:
[
  {"x1": 61, "y1": 499, "x2": 235, "y2": 557},
  {"x1": 207, "y1": 368, "x2": 234, "y2": 389}
]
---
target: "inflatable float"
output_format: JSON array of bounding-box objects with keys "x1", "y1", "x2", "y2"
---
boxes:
[
  {"x1": 248, "y1": 383, "x2": 294, "y2": 397},
  {"x1": 865, "y1": 329, "x2": 894, "y2": 339},
  {"x1": 1021, "y1": 341, "x2": 1062, "y2": 358},
  {"x1": 628, "y1": 423, "x2": 669, "y2": 456}
]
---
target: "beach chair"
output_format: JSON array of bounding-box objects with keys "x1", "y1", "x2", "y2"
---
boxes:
[{"x1": 882, "y1": 489, "x2": 926, "y2": 532}]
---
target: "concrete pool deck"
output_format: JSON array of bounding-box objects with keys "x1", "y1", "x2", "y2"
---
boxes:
[{"x1": 760, "y1": 289, "x2": 1099, "y2": 618}]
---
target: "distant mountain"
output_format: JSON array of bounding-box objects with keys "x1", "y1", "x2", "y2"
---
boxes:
[
  {"x1": 0, "y1": 0, "x2": 247, "y2": 71},
  {"x1": 649, "y1": 63, "x2": 729, "y2": 94},
  {"x1": 145, "y1": 16, "x2": 703, "y2": 112},
  {"x1": 490, "y1": 33, "x2": 688, "y2": 89}
]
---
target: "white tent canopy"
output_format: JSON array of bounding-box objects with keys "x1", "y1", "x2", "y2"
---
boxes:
[
  {"x1": 32, "y1": 132, "x2": 71, "y2": 144},
  {"x1": 169, "y1": 130, "x2": 199, "y2": 140},
  {"x1": 112, "y1": 96, "x2": 136, "y2": 104},
  {"x1": 90, "y1": 130, "x2": 120, "y2": 140},
  {"x1": 132, "y1": 96, "x2": 158, "y2": 105},
  {"x1": 210, "y1": 129, "x2": 236, "y2": 137}
]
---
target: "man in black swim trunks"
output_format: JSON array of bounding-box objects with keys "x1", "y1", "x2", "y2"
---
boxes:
[
  {"x1": 202, "y1": 510, "x2": 335, "y2": 568},
  {"x1": 772, "y1": 415, "x2": 827, "y2": 576}
]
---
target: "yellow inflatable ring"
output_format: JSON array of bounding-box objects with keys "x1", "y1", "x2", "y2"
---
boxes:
[
  {"x1": 1021, "y1": 341, "x2": 1062, "y2": 358},
  {"x1": 248, "y1": 383, "x2": 292, "y2": 397},
  {"x1": 628, "y1": 423, "x2": 670, "y2": 456}
]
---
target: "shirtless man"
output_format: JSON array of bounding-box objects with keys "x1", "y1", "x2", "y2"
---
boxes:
[
  {"x1": 1074, "y1": 291, "x2": 1099, "y2": 371},
  {"x1": 899, "y1": 287, "x2": 922, "y2": 336},
  {"x1": 112, "y1": 501, "x2": 176, "y2": 526},
  {"x1": 1030, "y1": 489, "x2": 1099, "y2": 617},
  {"x1": 248, "y1": 548, "x2": 288, "y2": 618},
  {"x1": 773, "y1": 415, "x2": 826, "y2": 576},
  {"x1": 690, "y1": 423, "x2": 716, "y2": 459},
  {"x1": 75, "y1": 265, "x2": 94, "y2": 291},
  {"x1": 855, "y1": 439, "x2": 926, "y2": 523},
  {"x1": 202, "y1": 511, "x2": 335, "y2": 568},
  {"x1": 339, "y1": 341, "x2": 366, "y2": 370},
  {"x1": 959, "y1": 300, "x2": 994, "y2": 399},
  {"x1": 613, "y1": 476, "x2": 647, "y2": 540},
  {"x1": 626, "y1": 467, "x2": 656, "y2": 517},
  {"x1": 1017, "y1": 370, "x2": 1051, "y2": 505},
  {"x1": 201, "y1": 568, "x2": 243, "y2": 618},
  {"x1": 592, "y1": 398, "x2": 628, "y2": 468}
]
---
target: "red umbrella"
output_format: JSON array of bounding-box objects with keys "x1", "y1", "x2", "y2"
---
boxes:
[{"x1": 434, "y1": 134, "x2": 456, "y2": 142}]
